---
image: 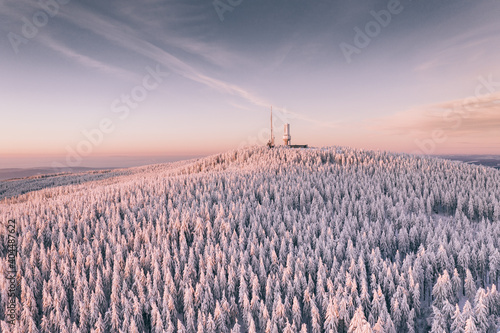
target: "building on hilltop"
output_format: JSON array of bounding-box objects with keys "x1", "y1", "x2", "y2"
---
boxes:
[{"x1": 267, "y1": 107, "x2": 308, "y2": 148}]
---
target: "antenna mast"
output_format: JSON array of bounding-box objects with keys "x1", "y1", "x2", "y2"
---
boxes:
[
  {"x1": 271, "y1": 106, "x2": 274, "y2": 145},
  {"x1": 268, "y1": 106, "x2": 275, "y2": 148}
]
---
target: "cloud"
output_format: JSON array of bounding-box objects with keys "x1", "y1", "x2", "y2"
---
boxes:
[
  {"x1": 1, "y1": 0, "x2": 333, "y2": 127},
  {"x1": 51, "y1": 2, "x2": 333, "y2": 127},
  {"x1": 40, "y1": 35, "x2": 140, "y2": 82},
  {"x1": 104, "y1": 1, "x2": 242, "y2": 69},
  {"x1": 414, "y1": 24, "x2": 500, "y2": 73},
  {"x1": 161, "y1": 36, "x2": 244, "y2": 69},
  {"x1": 370, "y1": 91, "x2": 500, "y2": 138}
]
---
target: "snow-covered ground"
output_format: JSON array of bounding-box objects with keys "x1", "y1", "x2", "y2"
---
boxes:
[{"x1": 1, "y1": 147, "x2": 499, "y2": 332}]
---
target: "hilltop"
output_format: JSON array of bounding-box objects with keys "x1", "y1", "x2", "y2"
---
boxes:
[{"x1": 1, "y1": 147, "x2": 499, "y2": 332}]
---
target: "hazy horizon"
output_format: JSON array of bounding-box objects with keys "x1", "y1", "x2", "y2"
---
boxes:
[
  {"x1": 2, "y1": 150, "x2": 500, "y2": 171},
  {"x1": 0, "y1": 153, "x2": 208, "y2": 169}
]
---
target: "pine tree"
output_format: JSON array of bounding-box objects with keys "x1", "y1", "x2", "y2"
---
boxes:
[
  {"x1": 384, "y1": 316, "x2": 397, "y2": 333},
  {"x1": 248, "y1": 317, "x2": 257, "y2": 333},
  {"x1": 451, "y1": 269, "x2": 462, "y2": 301},
  {"x1": 283, "y1": 320, "x2": 294, "y2": 333},
  {"x1": 230, "y1": 320, "x2": 241, "y2": 333},
  {"x1": 464, "y1": 270, "x2": 476, "y2": 303},
  {"x1": 464, "y1": 317, "x2": 479, "y2": 333},
  {"x1": 461, "y1": 301, "x2": 473, "y2": 324},
  {"x1": 390, "y1": 297, "x2": 402, "y2": 329},
  {"x1": 473, "y1": 289, "x2": 488, "y2": 332},
  {"x1": 129, "y1": 318, "x2": 140, "y2": 333},
  {"x1": 430, "y1": 306, "x2": 446, "y2": 333},
  {"x1": 348, "y1": 306, "x2": 371, "y2": 333},
  {"x1": 310, "y1": 300, "x2": 322, "y2": 333},
  {"x1": 151, "y1": 304, "x2": 164, "y2": 333},
  {"x1": 489, "y1": 249, "x2": 500, "y2": 286},
  {"x1": 92, "y1": 313, "x2": 105, "y2": 333},
  {"x1": 206, "y1": 314, "x2": 216, "y2": 333},
  {"x1": 292, "y1": 296, "x2": 302, "y2": 327},
  {"x1": 432, "y1": 270, "x2": 453, "y2": 308},
  {"x1": 407, "y1": 308, "x2": 416, "y2": 333},
  {"x1": 324, "y1": 298, "x2": 339, "y2": 333},
  {"x1": 214, "y1": 301, "x2": 227, "y2": 333},
  {"x1": 441, "y1": 300, "x2": 453, "y2": 326},
  {"x1": 450, "y1": 304, "x2": 464, "y2": 333},
  {"x1": 372, "y1": 318, "x2": 384, "y2": 333}
]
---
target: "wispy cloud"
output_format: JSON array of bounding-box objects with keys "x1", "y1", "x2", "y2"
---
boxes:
[
  {"x1": 162, "y1": 36, "x2": 244, "y2": 69},
  {"x1": 414, "y1": 24, "x2": 500, "y2": 73},
  {"x1": 110, "y1": 1, "x2": 243, "y2": 69},
  {"x1": 1, "y1": 0, "x2": 333, "y2": 127},
  {"x1": 370, "y1": 92, "x2": 500, "y2": 137},
  {"x1": 50, "y1": 2, "x2": 332, "y2": 126},
  {"x1": 40, "y1": 35, "x2": 140, "y2": 82}
]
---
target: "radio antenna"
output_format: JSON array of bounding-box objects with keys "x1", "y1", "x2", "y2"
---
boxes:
[{"x1": 268, "y1": 106, "x2": 275, "y2": 148}]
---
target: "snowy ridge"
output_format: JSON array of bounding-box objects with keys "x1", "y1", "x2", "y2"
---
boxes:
[{"x1": 1, "y1": 146, "x2": 500, "y2": 332}]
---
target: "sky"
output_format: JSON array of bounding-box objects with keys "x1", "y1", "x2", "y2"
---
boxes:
[{"x1": 1, "y1": 0, "x2": 500, "y2": 168}]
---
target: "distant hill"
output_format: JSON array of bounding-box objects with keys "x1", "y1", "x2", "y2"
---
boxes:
[
  {"x1": 440, "y1": 154, "x2": 500, "y2": 170},
  {"x1": 0, "y1": 167, "x2": 109, "y2": 181},
  {"x1": 1, "y1": 147, "x2": 499, "y2": 332}
]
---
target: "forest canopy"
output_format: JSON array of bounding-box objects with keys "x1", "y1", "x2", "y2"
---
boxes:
[{"x1": 1, "y1": 147, "x2": 499, "y2": 332}]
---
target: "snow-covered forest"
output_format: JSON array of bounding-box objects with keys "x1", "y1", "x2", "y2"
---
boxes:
[{"x1": 1, "y1": 147, "x2": 500, "y2": 332}]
